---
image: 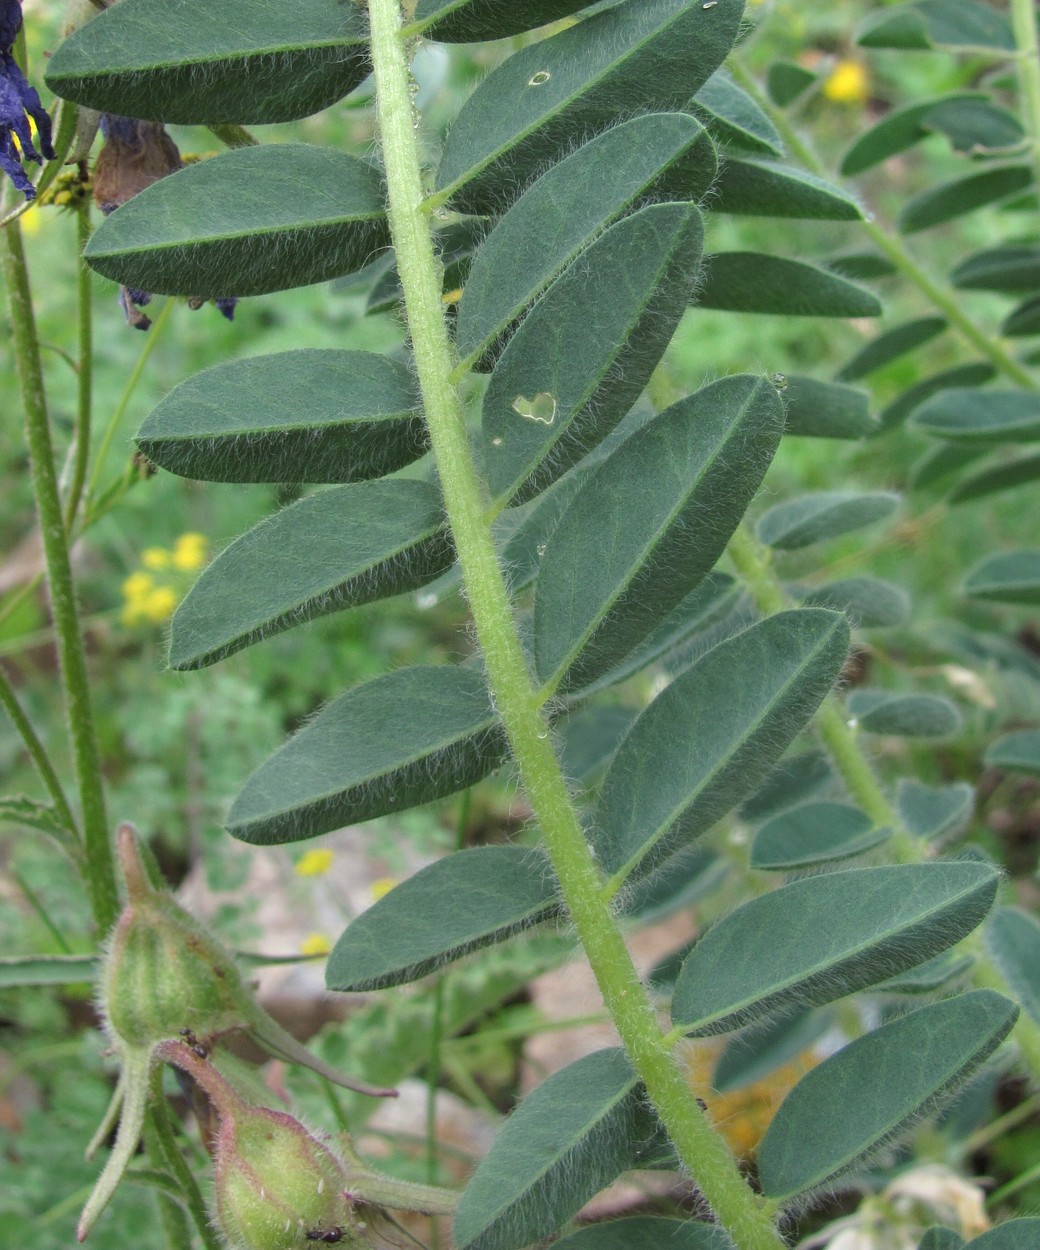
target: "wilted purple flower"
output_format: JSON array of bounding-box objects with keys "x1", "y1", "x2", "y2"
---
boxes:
[
  {"x1": 94, "y1": 114, "x2": 238, "y2": 328},
  {"x1": 1, "y1": 0, "x2": 55, "y2": 200}
]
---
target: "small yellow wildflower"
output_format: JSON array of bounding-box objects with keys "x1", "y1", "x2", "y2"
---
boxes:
[
  {"x1": 172, "y1": 532, "x2": 208, "y2": 572},
  {"x1": 141, "y1": 546, "x2": 172, "y2": 571},
  {"x1": 20, "y1": 205, "x2": 41, "y2": 235},
  {"x1": 300, "y1": 933, "x2": 332, "y2": 958},
  {"x1": 122, "y1": 571, "x2": 155, "y2": 601},
  {"x1": 143, "y1": 585, "x2": 178, "y2": 623},
  {"x1": 295, "y1": 849, "x2": 334, "y2": 877},
  {"x1": 370, "y1": 877, "x2": 398, "y2": 902},
  {"x1": 822, "y1": 59, "x2": 869, "y2": 106}
]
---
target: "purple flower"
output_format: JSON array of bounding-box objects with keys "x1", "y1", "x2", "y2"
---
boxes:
[{"x1": 1, "y1": 0, "x2": 54, "y2": 200}]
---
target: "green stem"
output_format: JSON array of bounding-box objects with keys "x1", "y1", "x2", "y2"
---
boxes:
[
  {"x1": 365, "y1": 6, "x2": 784, "y2": 1249},
  {"x1": 727, "y1": 57, "x2": 1037, "y2": 391},
  {"x1": 0, "y1": 664, "x2": 79, "y2": 840},
  {"x1": 1, "y1": 219, "x2": 117, "y2": 934},
  {"x1": 63, "y1": 202, "x2": 94, "y2": 532},
  {"x1": 86, "y1": 297, "x2": 174, "y2": 508},
  {"x1": 144, "y1": 1117, "x2": 193, "y2": 1250},
  {"x1": 147, "y1": 1066, "x2": 222, "y2": 1250},
  {"x1": 1010, "y1": 0, "x2": 1040, "y2": 197}
]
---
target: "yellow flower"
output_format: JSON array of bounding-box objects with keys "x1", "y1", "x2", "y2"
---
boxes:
[
  {"x1": 121, "y1": 571, "x2": 155, "y2": 608},
  {"x1": 143, "y1": 585, "x2": 178, "y2": 623},
  {"x1": 172, "y1": 532, "x2": 208, "y2": 571},
  {"x1": 822, "y1": 59, "x2": 869, "y2": 105},
  {"x1": 370, "y1": 877, "x2": 398, "y2": 901},
  {"x1": 295, "y1": 849, "x2": 334, "y2": 878},
  {"x1": 300, "y1": 933, "x2": 332, "y2": 958},
  {"x1": 141, "y1": 546, "x2": 171, "y2": 570}
]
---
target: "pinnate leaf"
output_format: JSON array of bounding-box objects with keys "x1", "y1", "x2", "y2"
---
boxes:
[
  {"x1": 671, "y1": 862, "x2": 998, "y2": 1034},
  {"x1": 46, "y1": 0, "x2": 371, "y2": 125},
  {"x1": 454, "y1": 1049, "x2": 666, "y2": 1250},
  {"x1": 136, "y1": 351, "x2": 425, "y2": 484},
  {"x1": 227, "y1": 667, "x2": 507, "y2": 844},
  {"x1": 84, "y1": 145, "x2": 389, "y2": 298},
  {"x1": 593, "y1": 609, "x2": 849, "y2": 882},
  {"x1": 841, "y1": 94, "x2": 992, "y2": 176},
  {"x1": 757, "y1": 990, "x2": 1018, "y2": 1200},
  {"x1": 168, "y1": 482, "x2": 454, "y2": 669},
  {"x1": 534, "y1": 375, "x2": 783, "y2": 691},
  {"x1": 327, "y1": 848, "x2": 560, "y2": 991}
]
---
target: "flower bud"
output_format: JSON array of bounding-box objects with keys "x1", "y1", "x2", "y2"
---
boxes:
[{"x1": 100, "y1": 826, "x2": 254, "y2": 1049}]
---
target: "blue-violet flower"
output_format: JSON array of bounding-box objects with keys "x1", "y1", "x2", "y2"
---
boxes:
[{"x1": 0, "y1": 0, "x2": 54, "y2": 200}]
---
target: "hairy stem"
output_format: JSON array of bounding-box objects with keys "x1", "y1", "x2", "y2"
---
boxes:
[
  {"x1": 728, "y1": 57, "x2": 1037, "y2": 391},
  {"x1": 1, "y1": 218, "x2": 117, "y2": 933},
  {"x1": 1010, "y1": 0, "x2": 1040, "y2": 197},
  {"x1": 147, "y1": 1066, "x2": 222, "y2": 1250},
  {"x1": 64, "y1": 201, "x2": 94, "y2": 531},
  {"x1": 365, "y1": 4, "x2": 785, "y2": 1248}
]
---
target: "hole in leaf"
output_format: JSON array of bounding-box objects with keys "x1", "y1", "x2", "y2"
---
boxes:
[
  {"x1": 511, "y1": 393, "x2": 557, "y2": 425},
  {"x1": 527, "y1": 71, "x2": 551, "y2": 86}
]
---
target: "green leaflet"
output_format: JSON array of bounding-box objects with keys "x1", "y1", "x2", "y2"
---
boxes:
[
  {"x1": 857, "y1": 1, "x2": 1014, "y2": 53},
  {"x1": 45, "y1": 0, "x2": 371, "y2": 125},
  {"x1": 848, "y1": 689, "x2": 962, "y2": 738},
  {"x1": 558, "y1": 705, "x2": 638, "y2": 789},
  {"x1": 691, "y1": 68, "x2": 783, "y2": 155},
  {"x1": 757, "y1": 990, "x2": 1018, "y2": 1201},
  {"x1": 712, "y1": 159, "x2": 862, "y2": 220},
  {"x1": 326, "y1": 848, "x2": 560, "y2": 991},
  {"x1": 435, "y1": 0, "x2": 744, "y2": 212},
  {"x1": 798, "y1": 577, "x2": 911, "y2": 628},
  {"x1": 768, "y1": 61, "x2": 818, "y2": 108},
  {"x1": 740, "y1": 750, "x2": 836, "y2": 823},
  {"x1": 913, "y1": 390, "x2": 1040, "y2": 443},
  {"x1": 985, "y1": 907, "x2": 1040, "y2": 1028},
  {"x1": 757, "y1": 491, "x2": 900, "y2": 550},
  {"x1": 909, "y1": 442, "x2": 990, "y2": 490},
  {"x1": 824, "y1": 251, "x2": 897, "y2": 280},
  {"x1": 482, "y1": 202, "x2": 704, "y2": 505},
  {"x1": 226, "y1": 666, "x2": 507, "y2": 845},
  {"x1": 984, "y1": 730, "x2": 1040, "y2": 776},
  {"x1": 83, "y1": 145, "x2": 389, "y2": 298},
  {"x1": 671, "y1": 863, "x2": 998, "y2": 1034},
  {"x1": 714, "y1": 1010, "x2": 835, "y2": 1096},
  {"x1": 593, "y1": 609, "x2": 849, "y2": 883},
  {"x1": 883, "y1": 363, "x2": 996, "y2": 430},
  {"x1": 533, "y1": 375, "x2": 783, "y2": 692},
  {"x1": 966, "y1": 1220, "x2": 1040, "y2": 1249},
  {"x1": 874, "y1": 950, "x2": 973, "y2": 995},
  {"x1": 964, "y1": 551, "x2": 1040, "y2": 605},
  {"x1": 554, "y1": 1218, "x2": 734, "y2": 1250},
  {"x1": 136, "y1": 351, "x2": 425, "y2": 484},
  {"x1": 456, "y1": 113, "x2": 717, "y2": 363},
  {"x1": 168, "y1": 482, "x2": 454, "y2": 670},
  {"x1": 0, "y1": 954, "x2": 97, "y2": 988},
  {"x1": 781, "y1": 376, "x2": 878, "y2": 439},
  {"x1": 924, "y1": 97, "x2": 1024, "y2": 155},
  {"x1": 454, "y1": 1049, "x2": 667, "y2": 1250},
  {"x1": 697, "y1": 253, "x2": 882, "y2": 317},
  {"x1": 750, "y1": 801, "x2": 889, "y2": 870},
  {"x1": 896, "y1": 779, "x2": 974, "y2": 841},
  {"x1": 1002, "y1": 296, "x2": 1040, "y2": 338},
  {"x1": 950, "y1": 450, "x2": 1040, "y2": 505},
  {"x1": 412, "y1": 0, "x2": 592, "y2": 42},
  {"x1": 898, "y1": 165, "x2": 1034, "y2": 235},
  {"x1": 841, "y1": 94, "x2": 993, "y2": 176},
  {"x1": 952, "y1": 245, "x2": 1040, "y2": 293},
  {"x1": 920, "y1": 1230, "x2": 967, "y2": 1250},
  {"x1": 837, "y1": 316, "x2": 948, "y2": 382}
]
